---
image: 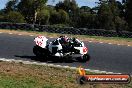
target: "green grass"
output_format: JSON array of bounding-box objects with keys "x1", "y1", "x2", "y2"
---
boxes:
[
  {"x1": 1, "y1": 29, "x2": 132, "y2": 42},
  {"x1": 81, "y1": 34, "x2": 132, "y2": 40},
  {"x1": 0, "y1": 75, "x2": 37, "y2": 88},
  {"x1": 0, "y1": 76, "x2": 63, "y2": 88},
  {"x1": 0, "y1": 61, "x2": 131, "y2": 88},
  {"x1": 21, "y1": 29, "x2": 132, "y2": 41},
  {"x1": 0, "y1": 72, "x2": 63, "y2": 88}
]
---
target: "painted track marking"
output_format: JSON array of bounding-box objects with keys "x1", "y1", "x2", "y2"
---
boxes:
[
  {"x1": 0, "y1": 58, "x2": 123, "y2": 75},
  {"x1": 18, "y1": 34, "x2": 22, "y2": 35},
  {"x1": 1, "y1": 32, "x2": 132, "y2": 47},
  {"x1": 9, "y1": 33, "x2": 13, "y2": 34}
]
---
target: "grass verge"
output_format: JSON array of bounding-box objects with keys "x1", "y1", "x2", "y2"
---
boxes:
[
  {"x1": 0, "y1": 61, "x2": 131, "y2": 88},
  {"x1": 0, "y1": 29, "x2": 132, "y2": 46}
]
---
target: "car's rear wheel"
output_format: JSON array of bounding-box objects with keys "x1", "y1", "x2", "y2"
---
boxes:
[{"x1": 33, "y1": 45, "x2": 50, "y2": 59}]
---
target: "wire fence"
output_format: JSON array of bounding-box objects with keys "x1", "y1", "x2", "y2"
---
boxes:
[{"x1": 0, "y1": 22, "x2": 132, "y2": 38}]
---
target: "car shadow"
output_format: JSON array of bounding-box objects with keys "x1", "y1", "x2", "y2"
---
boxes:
[
  {"x1": 14, "y1": 55, "x2": 42, "y2": 61},
  {"x1": 14, "y1": 55, "x2": 75, "y2": 63}
]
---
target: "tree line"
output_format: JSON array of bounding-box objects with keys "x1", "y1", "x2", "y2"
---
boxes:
[{"x1": 0, "y1": 0, "x2": 132, "y2": 32}]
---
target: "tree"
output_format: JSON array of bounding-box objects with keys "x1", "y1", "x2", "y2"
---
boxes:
[
  {"x1": 17, "y1": 0, "x2": 34, "y2": 23},
  {"x1": 17, "y1": 0, "x2": 47, "y2": 24},
  {"x1": 55, "y1": 0, "x2": 78, "y2": 14},
  {"x1": 0, "y1": 15, "x2": 4, "y2": 22},
  {"x1": 49, "y1": 9, "x2": 69, "y2": 24},
  {"x1": 80, "y1": 6, "x2": 91, "y2": 13},
  {"x1": 115, "y1": 16, "x2": 127, "y2": 32},
  {"x1": 36, "y1": 9, "x2": 50, "y2": 25},
  {"x1": 58, "y1": 9, "x2": 69, "y2": 24},
  {"x1": 126, "y1": 0, "x2": 132, "y2": 31},
  {"x1": 77, "y1": 13, "x2": 96, "y2": 28},
  {"x1": 116, "y1": 1, "x2": 124, "y2": 18},
  {"x1": 5, "y1": 11, "x2": 25, "y2": 23},
  {"x1": 109, "y1": 0, "x2": 118, "y2": 16},
  {"x1": 122, "y1": 0, "x2": 127, "y2": 3},
  {"x1": 97, "y1": 2, "x2": 115, "y2": 30},
  {"x1": 0, "y1": 9, "x2": 6, "y2": 22},
  {"x1": 5, "y1": 0, "x2": 18, "y2": 13},
  {"x1": 33, "y1": 0, "x2": 48, "y2": 24},
  {"x1": 49, "y1": 10, "x2": 59, "y2": 24},
  {"x1": 97, "y1": 0, "x2": 127, "y2": 31}
]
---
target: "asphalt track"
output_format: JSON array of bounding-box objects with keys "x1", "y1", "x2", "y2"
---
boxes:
[{"x1": 0, "y1": 33, "x2": 132, "y2": 74}]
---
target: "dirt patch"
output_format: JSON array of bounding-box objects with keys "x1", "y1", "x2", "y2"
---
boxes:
[{"x1": 0, "y1": 61, "x2": 131, "y2": 88}]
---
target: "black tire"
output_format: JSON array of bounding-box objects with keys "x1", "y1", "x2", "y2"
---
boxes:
[
  {"x1": 33, "y1": 45, "x2": 49, "y2": 58},
  {"x1": 77, "y1": 53, "x2": 90, "y2": 62}
]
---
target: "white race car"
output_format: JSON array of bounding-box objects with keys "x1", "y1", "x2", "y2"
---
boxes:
[{"x1": 33, "y1": 36, "x2": 90, "y2": 62}]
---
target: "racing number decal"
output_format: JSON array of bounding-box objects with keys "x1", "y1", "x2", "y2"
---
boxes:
[
  {"x1": 36, "y1": 41, "x2": 42, "y2": 46},
  {"x1": 34, "y1": 36, "x2": 44, "y2": 47}
]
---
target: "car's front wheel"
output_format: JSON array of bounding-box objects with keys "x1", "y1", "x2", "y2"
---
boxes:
[{"x1": 76, "y1": 53, "x2": 90, "y2": 62}]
